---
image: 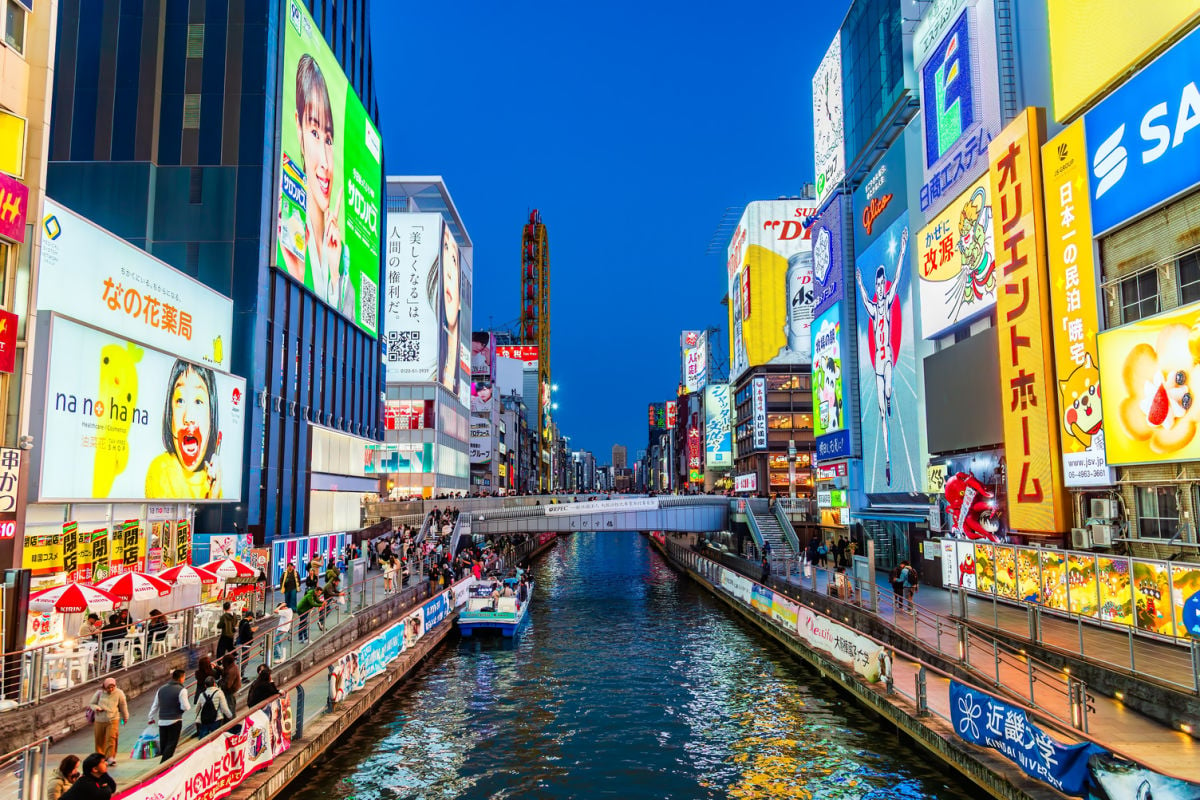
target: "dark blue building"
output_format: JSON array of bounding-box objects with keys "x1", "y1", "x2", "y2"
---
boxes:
[{"x1": 46, "y1": 0, "x2": 383, "y2": 545}]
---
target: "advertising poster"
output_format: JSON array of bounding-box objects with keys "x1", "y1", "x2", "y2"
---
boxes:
[
  {"x1": 955, "y1": 541, "x2": 976, "y2": 590},
  {"x1": 1170, "y1": 564, "x2": 1200, "y2": 640},
  {"x1": 973, "y1": 542, "x2": 995, "y2": 594},
  {"x1": 25, "y1": 611, "x2": 63, "y2": 649},
  {"x1": 1066, "y1": 553, "x2": 1099, "y2": 618},
  {"x1": 277, "y1": 0, "x2": 381, "y2": 336},
  {"x1": 1042, "y1": 121, "x2": 1113, "y2": 487},
  {"x1": 469, "y1": 415, "x2": 491, "y2": 465},
  {"x1": 771, "y1": 594, "x2": 799, "y2": 630},
  {"x1": 1039, "y1": 549, "x2": 1068, "y2": 612},
  {"x1": 1016, "y1": 548, "x2": 1041, "y2": 603},
  {"x1": 384, "y1": 214, "x2": 442, "y2": 383},
  {"x1": 751, "y1": 377, "x2": 766, "y2": 450},
  {"x1": 1133, "y1": 560, "x2": 1173, "y2": 637},
  {"x1": 812, "y1": 303, "x2": 844, "y2": 439},
  {"x1": 916, "y1": 173, "x2": 997, "y2": 339},
  {"x1": 726, "y1": 201, "x2": 819, "y2": 382},
  {"x1": 91, "y1": 529, "x2": 110, "y2": 581},
  {"x1": 993, "y1": 544, "x2": 1016, "y2": 599},
  {"x1": 750, "y1": 583, "x2": 772, "y2": 615},
  {"x1": 989, "y1": 109, "x2": 1070, "y2": 534},
  {"x1": 914, "y1": 0, "x2": 1002, "y2": 215},
  {"x1": 22, "y1": 529, "x2": 62, "y2": 576},
  {"x1": 439, "y1": 226, "x2": 464, "y2": 394},
  {"x1": 852, "y1": 141, "x2": 906, "y2": 255},
  {"x1": 812, "y1": 31, "x2": 845, "y2": 207},
  {"x1": 797, "y1": 606, "x2": 884, "y2": 683},
  {"x1": 811, "y1": 196, "x2": 845, "y2": 317},
  {"x1": 1097, "y1": 300, "x2": 1200, "y2": 466},
  {"x1": 681, "y1": 330, "x2": 708, "y2": 393},
  {"x1": 1097, "y1": 556, "x2": 1133, "y2": 625},
  {"x1": 854, "y1": 213, "x2": 920, "y2": 494},
  {"x1": 471, "y1": 332, "x2": 494, "y2": 381},
  {"x1": 704, "y1": 383, "x2": 732, "y2": 468},
  {"x1": 39, "y1": 316, "x2": 246, "y2": 503},
  {"x1": 39, "y1": 199, "x2": 234, "y2": 371}
]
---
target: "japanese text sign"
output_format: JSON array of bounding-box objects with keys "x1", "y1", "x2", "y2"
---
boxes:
[
  {"x1": 0, "y1": 446, "x2": 18, "y2": 512},
  {"x1": 0, "y1": 171, "x2": 27, "y2": 242}
]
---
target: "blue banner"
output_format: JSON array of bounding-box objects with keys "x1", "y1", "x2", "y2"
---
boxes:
[
  {"x1": 422, "y1": 591, "x2": 451, "y2": 630},
  {"x1": 950, "y1": 681, "x2": 1104, "y2": 796}
]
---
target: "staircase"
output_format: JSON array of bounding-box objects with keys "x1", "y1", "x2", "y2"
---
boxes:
[{"x1": 750, "y1": 507, "x2": 791, "y2": 560}]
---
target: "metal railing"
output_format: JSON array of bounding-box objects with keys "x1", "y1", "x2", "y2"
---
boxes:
[
  {"x1": 0, "y1": 737, "x2": 50, "y2": 800},
  {"x1": 448, "y1": 514, "x2": 471, "y2": 557},
  {"x1": 744, "y1": 507, "x2": 767, "y2": 554},
  {"x1": 773, "y1": 502, "x2": 802, "y2": 558}
]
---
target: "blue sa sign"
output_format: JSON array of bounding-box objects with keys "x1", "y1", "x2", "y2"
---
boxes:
[{"x1": 1084, "y1": 24, "x2": 1200, "y2": 235}]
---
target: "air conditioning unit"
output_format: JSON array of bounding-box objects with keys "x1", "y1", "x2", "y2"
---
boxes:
[
  {"x1": 1090, "y1": 524, "x2": 1117, "y2": 547},
  {"x1": 1071, "y1": 527, "x2": 1092, "y2": 549},
  {"x1": 1090, "y1": 498, "x2": 1118, "y2": 520}
]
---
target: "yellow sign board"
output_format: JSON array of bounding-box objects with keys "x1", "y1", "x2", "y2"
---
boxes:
[
  {"x1": 0, "y1": 110, "x2": 24, "y2": 178},
  {"x1": 989, "y1": 108, "x2": 1070, "y2": 534}
]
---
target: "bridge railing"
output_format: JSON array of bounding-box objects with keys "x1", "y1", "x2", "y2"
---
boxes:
[
  {"x1": 744, "y1": 506, "x2": 766, "y2": 555},
  {"x1": 773, "y1": 502, "x2": 802, "y2": 558}
]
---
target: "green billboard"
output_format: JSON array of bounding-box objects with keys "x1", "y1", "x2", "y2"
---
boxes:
[{"x1": 277, "y1": 0, "x2": 382, "y2": 336}]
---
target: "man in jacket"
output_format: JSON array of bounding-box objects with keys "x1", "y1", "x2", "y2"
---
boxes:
[
  {"x1": 147, "y1": 669, "x2": 191, "y2": 762},
  {"x1": 60, "y1": 753, "x2": 115, "y2": 800},
  {"x1": 88, "y1": 678, "x2": 129, "y2": 765},
  {"x1": 215, "y1": 602, "x2": 237, "y2": 657},
  {"x1": 296, "y1": 586, "x2": 323, "y2": 643},
  {"x1": 280, "y1": 563, "x2": 300, "y2": 611}
]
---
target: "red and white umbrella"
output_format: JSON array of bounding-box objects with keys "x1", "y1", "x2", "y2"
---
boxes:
[
  {"x1": 30, "y1": 582, "x2": 122, "y2": 613},
  {"x1": 93, "y1": 571, "x2": 173, "y2": 601},
  {"x1": 201, "y1": 558, "x2": 257, "y2": 580},
  {"x1": 156, "y1": 564, "x2": 220, "y2": 586}
]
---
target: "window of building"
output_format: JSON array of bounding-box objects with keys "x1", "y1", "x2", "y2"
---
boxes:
[
  {"x1": 4, "y1": 1, "x2": 25, "y2": 55},
  {"x1": 1179, "y1": 252, "x2": 1200, "y2": 306},
  {"x1": 1136, "y1": 486, "x2": 1178, "y2": 539},
  {"x1": 1119, "y1": 270, "x2": 1159, "y2": 324}
]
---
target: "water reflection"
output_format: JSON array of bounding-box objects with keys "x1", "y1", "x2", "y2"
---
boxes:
[{"x1": 283, "y1": 532, "x2": 971, "y2": 800}]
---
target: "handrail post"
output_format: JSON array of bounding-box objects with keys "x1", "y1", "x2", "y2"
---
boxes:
[
  {"x1": 295, "y1": 685, "x2": 305, "y2": 740},
  {"x1": 1027, "y1": 605, "x2": 1041, "y2": 641},
  {"x1": 915, "y1": 665, "x2": 928, "y2": 716},
  {"x1": 1191, "y1": 640, "x2": 1200, "y2": 696}
]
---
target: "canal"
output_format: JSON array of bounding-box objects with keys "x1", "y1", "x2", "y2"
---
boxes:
[{"x1": 283, "y1": 532, "x2": 974, "y2": 799}]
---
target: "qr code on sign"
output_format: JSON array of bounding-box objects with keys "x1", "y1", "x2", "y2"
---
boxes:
[
  {"x1": 360, "y1": 273, "x2": 378, "y2": 332},
  {"x1": 387, "y1": 331, "x2": 420, "y2": 362}
]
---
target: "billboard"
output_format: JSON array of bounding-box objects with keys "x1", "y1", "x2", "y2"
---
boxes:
[
  {"x1": 682, "y1": 330, "x2": 708, "y2": 393},
  {"x1": 704, "y1": 383, "x2": 732, "y2": 468},
  {"x1": 852, "y1": 142, "x2": 906, "y2": 255},
  {"x1": 1042, "y1": 121, "x2": 1114, "y2": 487},
  {"x1": 383, "y1": 214, "x2": 442, "y2": 383},
  {"x1": 812, "y1": 302, "x2": 849, "y2": 462},
  {"x1": 855, "y1": 212, "x2": 920, "y2": 494},
  {"x1": 989, "y1": 108, "x2": 1070, "y2": 534},
  {"x1": 39, "y1": 315, "x2": 246, "y2": 502},
  {"x1": 811, "y1": 196, "x2": 845, "y2": 317},
  {"x1": 915, "y1": 0, "x2": 1003, "y2": 215},
  {"x1": 440, "y1": 226, "x2": 464, "y2": 395},
  {"x1": 752, "y1": 376, "x2": 767, "y2": 450},
  {"x1": 648, "y1": 402, "x2": 666, "y2": 430},
  {"x1": 276, "y1": 0, "x2": 382, "y2": 336},
  {"x1": 665, "y1": 400, "x2": 678, "y2": 429},
  {"x1": 471, "y1": 332, "x2": 494, "y2": 381},
  {"x1": 1097, "y1": 300, "x2": 1200, "y2": 465},
  {"x1": 726, "y1": 201, "x2": 819, "y2": 381},
  {"x1": 916, "y1": 172, "x2": 997, "y2": 339},
  {"x1": 495, "y1": 344, "x2": 539, "y2": 364},
  {"x1": 813, "y1": 31, "x2": 845, "y2": 207},
  {"x1": 39, "y1": 199, "x2": 234, "y2": 371},
  {"x1": 469, "y1": 415, "x2": 491, "y2": 464},
  {"x1": 1047, "y1": 0, "x2": 1200, "y2": 123},
  {"x1": 1083, "y1": 23, "x2": 1200, "y2": 235},
  {"x1": 366, "y1": 442, "x2": 432, "y2": 474}
]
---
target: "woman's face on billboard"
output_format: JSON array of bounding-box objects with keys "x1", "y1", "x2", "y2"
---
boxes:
[
  {"x1": 442, "y1": 226, "x2": 460, "y2": 324},
  {"x1": 171, "y1": 369, "x2": 212, "y2": 471},
  {"x1": 299, "y1": 103, "x2": 334, "y2": 216}
]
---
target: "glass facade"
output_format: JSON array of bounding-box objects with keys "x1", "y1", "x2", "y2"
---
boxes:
[{"x1": 841, "y1": 0, "x2": 910, "y2": 165}]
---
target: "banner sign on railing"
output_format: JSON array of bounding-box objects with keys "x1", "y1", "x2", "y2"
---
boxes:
[
  {"x1": 543, "y1": 497, "x2": 659, "y2": 516},
  {"x1": 422, "y1": 590, "x2": 452, "y2": 631},
  {"x1": 796, "y1": 606, "x2": 884, "y2": 683},
  {"x1": 329, "y1": 622, "x2": 406, "y2": 704}
]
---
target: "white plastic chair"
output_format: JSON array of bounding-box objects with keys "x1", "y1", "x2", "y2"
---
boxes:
[{"x1": 101, "y1": 639, "x2": 129, "y2": 672}]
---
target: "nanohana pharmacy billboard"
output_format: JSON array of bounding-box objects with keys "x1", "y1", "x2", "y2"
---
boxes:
[
  {"x1": 38, "y1": 315, "x2": 246, "y2": 502},
  {"x1": 39, "y1": 199, "x2": 233, "y2": 372},
  {"x1": 276, "y1": 0, "x2": 382, "y2": 337}
]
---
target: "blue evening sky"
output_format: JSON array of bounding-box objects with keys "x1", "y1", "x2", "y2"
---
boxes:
[{"x1": 372, "y1": 0, "x2": 847, "y2": 462}]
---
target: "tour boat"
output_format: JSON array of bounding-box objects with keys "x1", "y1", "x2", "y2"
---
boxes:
[{"x1": 458, "y1": 578, "x2": 532, "y2": 637}]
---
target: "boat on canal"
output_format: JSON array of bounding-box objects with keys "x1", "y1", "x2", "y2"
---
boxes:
[{"x1": 458, "y1": 578, "x2": 532, "y2": 637}]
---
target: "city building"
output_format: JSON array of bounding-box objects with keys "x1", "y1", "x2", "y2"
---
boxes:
[{"x1": 612, "y1": 444, "x2": 626, "y2": 470}]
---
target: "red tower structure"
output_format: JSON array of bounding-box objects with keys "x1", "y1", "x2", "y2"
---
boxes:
[{"x1": 520, "y1": 210, "x2": 552, "y2": 491}]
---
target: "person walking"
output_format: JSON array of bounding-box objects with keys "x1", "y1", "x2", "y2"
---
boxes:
[
  {"x1": 280, "y1": 564, "x2": 300, "y2": 611},
  {"x1": 902, "y1": 560, "x2": 920, "y2": 609},
  {"x1": 219, "y1": 653, "x2": 241, "y2": 714},
  {"x1": 304, "y1": 564, "x2": 320, "y2": 594},
  {"x1": 59, "y1": 753, "x2": 115, "y2": 800},
  {"x1": 247, "y1": 664, "x2": 281, "y2": 708},
  {"x1": 236, "y1": 609, "x2": 257, "y2": 678},
  {"x1": 889, "y1": 563, "x2": 906, "y2": 610},
  {"x1": 193, "y1": 654, "x2": 215, "y2": 703},
  {"x1": 193, "y1": 676, "x2": 232, "y2": 739},
  {"x1": 272, "y1": 602, "x2": 293, "y2": 660},
  {"x1": 296, "y1": 586, "x2": 322, "y2": 643},
  {"x1": 215, "y1": 602, "x2": 237, "y2": 658},
  {"x1": 47, "y1": 755, "x2": 80, "y2": 800},
  {"x1": 87, "y1": 678, "x2": 128, "y2": 766},
  {"x1": 320, "y1": 573, "x2": 340, "y2": 631},
  {"x1": 147, "y1": 669, "x2": 190, "y2": 762}
]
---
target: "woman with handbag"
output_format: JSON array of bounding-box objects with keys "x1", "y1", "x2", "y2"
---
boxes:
[{"x1": 87, "y1": 679, "x2": 128, "y2": 766}]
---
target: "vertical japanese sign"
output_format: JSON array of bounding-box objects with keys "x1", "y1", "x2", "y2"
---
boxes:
[
  {"x1": 61, "y1": 521, "x2": 78, "y2": 579},
  {"x1": 687, "y1": 427, "x2": 702, "y2": 482},
  {"x1": 681, "y1": 330, "x2": 708, "y2": 393},
  {"x1": 176, "y1": 520, "x2": 190, "y2": 565},
  {"x1": 121, "y1": 520, "x2": 142, "y2": 572},
  {"x1": 90, "y1": 529, "x2": 110, "y2": 581},
  {"x1": 0, "y1": 447, "x2": 18, "y2": 512},
  {"x1": 752, "y1": 376, "x2": 767, "y2": 450},
  {"x1": 813, "y1": 30, "x2": 845, "y2": 207},
  {"x1": 1042, "y1": 120, "x2": 1113, "y2": 487},
  {"x1": 665, "y1": 401, "x2": 678, "y2": 429},
  {"x1": 383, "y1": 214, "x2": 442, "y2": 382},
  {"x1": 989, "y1": 108, "x2": 1069, "y2": 534},
  {"x1": 704, "y1": 384, "x2": 732, "y2": 467}
]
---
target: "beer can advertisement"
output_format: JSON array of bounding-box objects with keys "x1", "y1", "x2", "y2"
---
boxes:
[{"x1": 38, "y1": 315, "x2": 246, "y2": 503}]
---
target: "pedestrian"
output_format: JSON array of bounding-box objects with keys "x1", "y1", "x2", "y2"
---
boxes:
[
  {"x1": 272, "y1": 602, "x2": 293, "y2": 660},
  {"x1": 817, "y1": 539, "x2": 829, "y2": 567},
  {"x1": 220, "y1": 653, "x2": 241, "y2": 714},
  {"x1": 889, "y1": 564, "x2": 905, "y2": 609},
  {"x1": 193, "y1": 676, "x2": 232, "y2": 739},
  {"x1": 806, "y1": 536, "x2": 820, "y2": 566},
  {"x1": 87, "y1": 678, "x2": 128, "y2": 766},
  {"x1": 761, "y1": 555, "x2": 771, "y2": 582},
  {"x1": 320, "y1": 573, "x2": 340, "y2": 631},
  {"x1": 296, "y1": 586, "x2": 322, "y2": 643},
  {"x1": 902, "y1": 560, "x2": 920, "y2": 608},
  {"x1": 215, "y1": 602, "x2": 237, "y2": 658},
  {"x1": 762, "y1": 539, "x2": 772, "y2": 558},
  {"x1": 280, "y1": 563, "x2": 300, "y2": 611},
  {"x1": 237, "y1": 609, "x2": 256, "y2": 677},
  {"x1": 193, "y1": 654, "x2": 215, "y2": 703},
  {"x1": 59, "y1": 753, "x2": 115, "y2": 800},
  {"x1": 147, "y1": 669, "x2": 190, "y2": 762},
  {"x1": 247, "y1": 664, "x2": 281, "y2": 708},
  {"x1": 304, "y1": 564, "x2": 320, "y2": 593},
  {"x1": 47, "y1": 755, "x2": 80, "y2": 800}
]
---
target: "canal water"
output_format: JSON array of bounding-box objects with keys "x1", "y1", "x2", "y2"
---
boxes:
[{"x1": 284, "y1": 532, "x2": 973, "y2": 800}]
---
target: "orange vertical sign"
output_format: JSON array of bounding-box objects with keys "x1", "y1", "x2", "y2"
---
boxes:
[{"x1": 989, "y1": 108, "x2": 1070, "y2": 535}]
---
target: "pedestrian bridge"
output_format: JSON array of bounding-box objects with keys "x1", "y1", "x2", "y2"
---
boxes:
[{"x1": 468, "y1": 496, "x2": 731, "y2": 535}]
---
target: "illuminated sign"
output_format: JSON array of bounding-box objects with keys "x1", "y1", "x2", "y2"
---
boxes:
[
  {"x1": 853, "y1": 142, "x2": 906, "y2": 253},
  {"x1": 752, "y1": 377, "x2": 767, "y2": 450},
  {"x1": 383, "y1": 214, "x2": 442, "y2": 382},
  {"x1": 496, "y1": 344, "x2": 539, "y2": 364},
  {"x1": 704, "y1": 384, "x2": 732, "y2": 468},
  {"x1": 813, "y1": 31, "x2": 846, "y2": 207},
  {"x1": 812, "y1": 303, "x2": 844, "y2": 439},
  {"x1": 811, "y1": 197, "x2": 845, "y2": 317},
  {"x1": 815, "y1": 462, "x2": 847, "y2": 481},
  {"x1": 665, "y1": 400, "x2": 678, "y2": 429},
  {"x1": 734, "y1": 472, "x2": 758, "y2": 493},
  {"x1": 817, "y1": 489, "x2": 848, "y2": 508}
]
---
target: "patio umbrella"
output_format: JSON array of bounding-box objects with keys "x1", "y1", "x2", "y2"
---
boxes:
[
  {"x1": 201, "y1": 557, "x2": 257, "y2": 581},
  {"x1": 29, "y1": 582, "x2": 122, "y2": 613},
  {"x1": 93, "y1": 571, "x2": 173, "y2": 601},
  {"x1": 156, "y1": 563, "x2": 219, "y2": 586}
]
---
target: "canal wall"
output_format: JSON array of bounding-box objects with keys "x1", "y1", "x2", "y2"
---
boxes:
[{"x1": 651, "y1": 537, "x2": 1068, "y2": 800}]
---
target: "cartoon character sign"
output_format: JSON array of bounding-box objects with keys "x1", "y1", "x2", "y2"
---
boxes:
[
  {"x1": 943, "y1": 472, "x2": 1002, "y2": 541},
  {"x1": 811, "y1": 304, "x2": 844, "y2": 437},
  {"x1": 93, "y1": 341, "x2": 143, "y2": 497},
  {"x1": 1059, "y1": 355, "x2": 1103, "y2": 449}
]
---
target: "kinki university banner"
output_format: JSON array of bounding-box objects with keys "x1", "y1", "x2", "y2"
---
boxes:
[
  {"x1": 39, "y1": 315, "x2": 246, "y2": 503},
  {"x1": 1042, "y1": 121, "x2": 1113, "y2": 487},
  {"x1": 276, "y1": 0, "x2": 382, "y2": 337},
  {"x1": 989, "y1": 108, "x2": 1069, "y2": 534}
]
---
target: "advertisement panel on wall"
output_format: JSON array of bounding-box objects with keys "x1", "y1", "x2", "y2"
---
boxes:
[
  {"x1": 813, "y1": 31, "x2": 845, "y2": 207},
  {"x1": 1042, "y1": 121, "x2": 1114, "y2": 487},
  {"x1": 1083, "y1": 23, "x2": 1200, "y2": 236},
  {"x1": 471, "y1": 331, "x2": 494, "y2": 380},
  {"x1": 495, "y1": 344, "x2": 538, "y2": 364},
  {"x1": 365, "y1": 442, "x2": 432, "y2": 474},
  {"x1": 39, "y1": 199, "x2": 234, "y2": 371},
  {"x1": 681, "y1": 330, "x2": 708, "y2": 393},
  {"x1": 989, "y1": 108, "x2": 1069, "y2": 534},
  {"x1": 648, "y1": 402, "x2": 666, "y2": 430},
  {"x1": 812, "y1": 303, "x2": 849, "y2": 461},
  {"x1": 704, "y1": 383, "x2": 732, "y2": 468},
  {"x1": 811, "y1": 195, "x2": 845, "y2": 317},
  {"x1": 39, "y1": 315, "x2": 246, "y2": 502},
  {"x1": 665, "y1": 400, "x2": 678, "y2": 429},
  {"x1": 439, "y1": 227, "x2": 464, "y2": 394},
  {"x1": 1046, "y1": 0, "x2": 1199, "y2": 123},
  {"x1": 751, "y1": 377, "x2": 767, "y2": 450},
  {"x1": 469, "y1": 414, "x2": 491, "y2": 464},
  {"x1": 914, "y1": 0, "x2": 1003, "y2": 215},
  {"x1": 1097, "y1": 300, "x2": 1200, "y2": 465},
  {"x1": 726, "y1": 201, "x2": 819, "y2": 381},
  {"x1": 384, "y1": 213, "x2": 442, "y2": 382},
  {"x1": 734, "y1": 473, "x2": 757, "y2": 493},
  {"x1": 276, "y1": 0, "x2": 381, "y2": 336},
  {"x1": 916, "y1": 172, "x2": 997, "y2": 339},
  {"x1": 852, "y1": 142, "x2": 906, "y2": 256},
  {"x1": 855, "y1": 213, "x2": 920, "y2": 494}
]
